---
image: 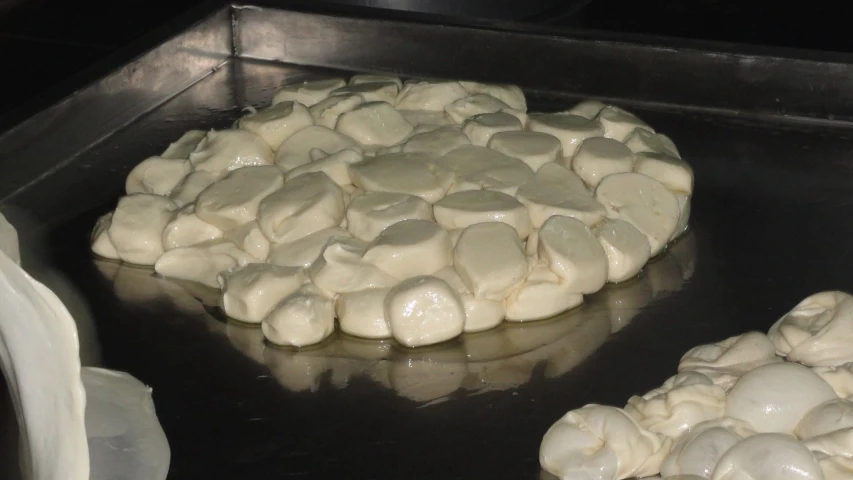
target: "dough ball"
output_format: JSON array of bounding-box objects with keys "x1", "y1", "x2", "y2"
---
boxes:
[
  {"x1": 725, "y1": 362, "x2": 837, "y2": 434},
  {"x1": 262, "y1": 284, "x2": 335, "y2": 347},
  {"x1": 769, "y1": 291, "x2": 853, "y2": 367},
  {"x1": 384, "y1": 275, "x2": 465, "y2": 348}
]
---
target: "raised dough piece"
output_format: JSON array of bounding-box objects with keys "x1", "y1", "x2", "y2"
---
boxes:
[
  {"x1": 660, "y1": 417, "x2": 756, "y2": 478},
  {"x1": 266, "y1": 227, "x2": 351, "y2": 268},
  {"x1": 396, "y1": 81, "x2": 469, "y2": 111},
  {"x1": 440, "y1": 145, "x2": 534, "y2": 196},
  {"x1": 595, "y1": 172, "x2": 680, "y2": 256},
  {"x1": 445, "y1": 94, "x2": 511, "y2": 124},
  {"x1": 286, "y1": 148, "x2": 362, "y2": 187},
  {"x1": 625, "y1": 372, "x2": 727, "y2": 439},
  {"x1": 725, "y1": 362, "x2": 837, "y2": 434},
  {"x1": 462, "y1": 112, "x2": 522, "y2": 147},
  {"x1": 275, "y1": 125, "x2": 361, "y2": 172},
  {"x1": 345, "y1": 191, "x2": 433, "y2": 241},
  {"x1": 433, "y1": 190, "x2": 532, "y2": 239},
  {"x1": 348, "y1": 152, "x2": 452, "y2": 203},
  {"x1": 169, "y1": 171, "x2": 218, "y2": 207},
  {"x1": 237, "y1": 101, "x2": 315, "y2": 150},
  {"x1": 487, "y1": 130, "x2": 562, "y2": 171},
  {"x1": 528, "y1": 113, "x2": 604, "y2": 158},
  {"x1": 195, "y1": 165, "x2": 284, "y2": 231},
  {"x1": 336, "y1": 287, "x2": 392, "y2": 339},
  {"x1": 571, "y1": 137, "x2": 634, "y2": 188},
  {"x1": 349, "y1": 74, "x2": 402, "y2": 88},
  {"x1": 398, "y1": 110, "x2": 454, "y2": 128},
  {"x1": 796, "y1": 398, "x2": 853, "y2": 440},
  {"x1": 162, "y1": 204, "x2": 223, "y2": 250},
  {"x1": 384, "y1": 275, "x2": 465, "y2": 348},
  {"x1": 272, "y1": 78, "x2": 346, "y2": 107},
  {"x1": 804, "y1": 426, "x2": 853, "y2": 464},
  {"x1": 189, "y1": 129, "x2": 274, "y2": 176},
  {"x1": 362, "y1": 219, "x2": 451, "y2": 280},
  {"x1": 678, "y1": 331, "x2": 783, "y2": 390},
  {"x1": 538, "y1": 215, "x2": 608, "y2": 294},
  {"x1": 812, "y1": 363, "x2": 853, "y2": 398},
  {"x1": 308, "y1": 237, "x2": 398, "y2": 294},
  {"x1": 565, "y1": 100, "x2": 607, "y2": 119},
  {"x1": 154, "y1": 240, "x2": 259, "y2": 288},
  {"x1": 218, "y1": 263, "x2": 305, "y2": 324},
  {"x1": 91, "y1": 213, "x2": 119, "y2": 260},
  {"x1": 458, "y1": 81, "x2": 526, "y2": 111},
  {"x1": 262, "y1": 284, "x2": 335, "y2": 347},
  {"x1": 501, "y1": 108, "x2": 529, "y2": 128},
  {"x1": 108, "y1": 194, "x2": 177, "y2": 265},
  {"x1": 223, "y1": 222, "x2": 270, "y2": 261},
  {"x1": 634, "y1": 152, "x2": 694, "y2": 194},
  {"x1": 337, "y1": 102, "x2": 414, "y2": 146},
  {"x1": 711, "y1": 433, "x2": 824, "y2": 480},
  {"x1": 161, "y1": 129, "x2": 206, "y2": 159},
  {"x1": 431, "y1": 265, "x2": 504, "y2": 332},
  {"x1": 453, "y1": 222, "x2": 528, "y2": 301},
  {"x1": 257, "y1": 171, "x2": 345, "y2": 244},
  {"x1": 402, "y1": 126, "x2": 471, "y2": 155},
  {"x1": 539, "y1": 405, "x2": 671, "y2": 480},
  {"x1": 593, "y1": 218, "x2": 651, "y2": 283},
  {"x1": 814, "y1": 455, "x2": 853, "y2": 480},
  {"x1": 329, "y1": 82, "x2": 399, "y2": 104},
  {"x1": 516, "y1": 163, "x2": 606, "y2": 228},
  {"x1": 768, "y1": 291, "x2": 853, "y2": 367},
  {"x1": 125, "y1": 156, "x2": 192, "y2": 196},
  {"x1": 625, "y1": 128, "x2": 681, "y2": 158},
  {"x1": 505, "y1": 260, "x2": 583, "y2": 322},
  {"x1": 308, "y1": 93, "x2": 364, "y2": 129},
  {"x1": 596, "y1": 105, "x2": 653, "y2": 142},
  {"x1": 365, "y1": 144, "x2": 403, "y2": 157}
]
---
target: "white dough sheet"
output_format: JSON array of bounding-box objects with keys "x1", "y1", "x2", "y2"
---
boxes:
[
  {"x1": 83, "y1": 368, "x2": 170, "y2": 480},
  {"x1": 0, "y1": 211, "x2": 169, "y2": 480}
]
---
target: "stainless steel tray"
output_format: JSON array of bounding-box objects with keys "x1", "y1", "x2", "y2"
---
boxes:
[{"x1": 3, "y1": 4, "x2": 853, "y2": 479}]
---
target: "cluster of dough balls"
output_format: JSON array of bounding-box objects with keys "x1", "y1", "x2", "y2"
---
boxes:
[
  {"x1": 91, "y1": 74, "x2": 692, "y2": 349},
  {"x1": 540, "y1": 290, "x2": 853, "y2": 480}
]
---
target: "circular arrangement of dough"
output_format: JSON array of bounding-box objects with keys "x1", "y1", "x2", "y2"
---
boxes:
[
  {"x1": 540, "y1": 290, "x2": 853, "y2": 480},
  {"x1": 91, "y1": 75, "x2": 693, "y2": 349}
]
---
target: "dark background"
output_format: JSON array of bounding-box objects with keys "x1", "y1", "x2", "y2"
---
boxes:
[{"x1": 1, "y1": 0, "x2": 853, "y2": 116}]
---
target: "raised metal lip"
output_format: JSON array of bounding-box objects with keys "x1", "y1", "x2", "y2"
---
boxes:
[{"x1": 3, "y1": 0, "x2": 853, "y2": 137}]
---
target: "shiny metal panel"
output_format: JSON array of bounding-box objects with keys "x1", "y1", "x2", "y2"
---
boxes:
[
  {"x1": 3, "y1": 5, "x2": 853, "y2": 480},
  {"x1": 236, "y1": 5, "x2": 853, "y2": 123},
  {"x1": 0, "y1": 6, "x2": 231, "y2": 201}
]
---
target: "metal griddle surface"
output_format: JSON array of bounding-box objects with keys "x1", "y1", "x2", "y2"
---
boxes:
[{"x1": 4, "y1": 6, "x2": 853, "y2": 480}]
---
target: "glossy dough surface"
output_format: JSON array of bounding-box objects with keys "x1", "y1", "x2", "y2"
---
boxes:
[
  {"x1": 92, "y1": 75, "x2": 693, "y2": 348},
  {"x1": 541, "y1": 291, "x2": 853, "y2": 480}
]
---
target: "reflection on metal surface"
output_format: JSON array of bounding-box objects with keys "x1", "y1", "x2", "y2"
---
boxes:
[
  {"x1": 94, "y1": 231, "x2": 696, "y2": 404},
  {"x1": 0, "y1": 7, "x2": 230, "y2": 201}
]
